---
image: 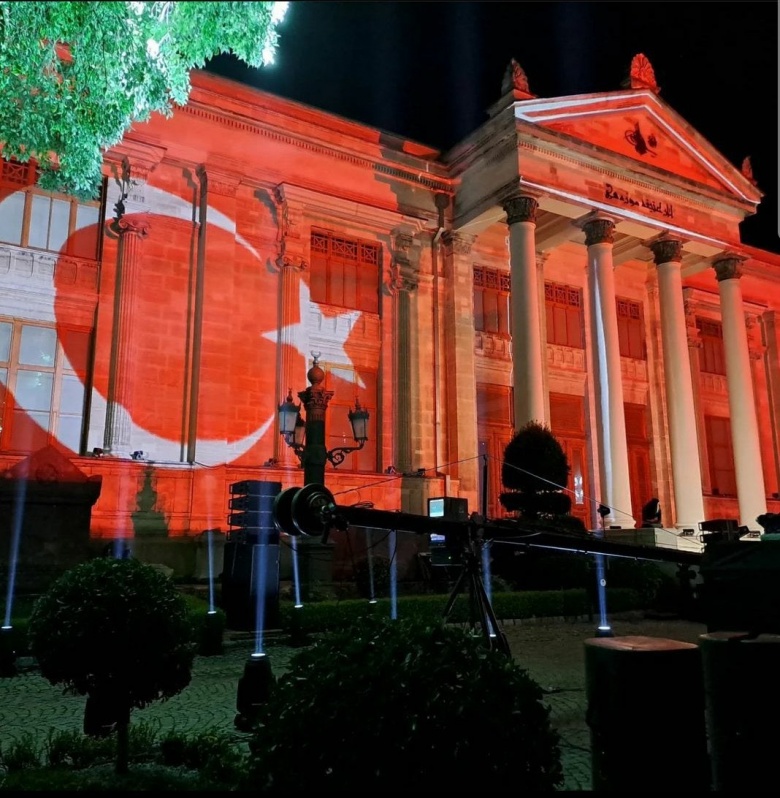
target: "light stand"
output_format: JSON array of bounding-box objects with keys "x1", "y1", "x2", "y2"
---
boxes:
[
  {"x1": 0, "y1": 625, "x2": 17, "y2": 678},
  {"x1": 594, "y1": 505, "x2": 613, "y2": 638},
  {"x1": 234, "y1": 652, "x2": 275, "y2": 731}
]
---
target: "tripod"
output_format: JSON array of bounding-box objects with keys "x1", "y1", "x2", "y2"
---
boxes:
[{"x1": 440, "y1": 525, "x2": 511, "y2": 657}]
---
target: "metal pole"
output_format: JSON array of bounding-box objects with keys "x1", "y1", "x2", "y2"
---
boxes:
[
  {"x1": 481, "y1": 453, "x2": 489, "y2": 519},
  {"x1": 299, "y1": 356, "x2": 333, "y2": 487}
]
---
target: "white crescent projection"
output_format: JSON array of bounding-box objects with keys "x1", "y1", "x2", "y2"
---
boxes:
[{"x1": 0, "y1": 184, "x2": 360, "y2": 466}]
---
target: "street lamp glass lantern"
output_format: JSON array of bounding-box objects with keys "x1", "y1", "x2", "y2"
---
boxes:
[
  {"x1": 278, "y1": 390, "x2": 300, "y2": 436},
  {"x1": 348, "y1": 399, "x2": 369, "y2": 443},
  {"x1": 293, "y1": 413, "x2": 306, "y2": 447}
]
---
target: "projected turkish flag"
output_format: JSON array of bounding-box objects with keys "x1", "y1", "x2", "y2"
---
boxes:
[{"x1": 50, "y1": 183, "x2": 298, "y2": 465}]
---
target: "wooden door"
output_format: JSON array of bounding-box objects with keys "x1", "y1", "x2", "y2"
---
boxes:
[
  {"x1": 476, "y1": 384, "x2": 513, "y2": 520},
  {"x1": 625, "y1": 403, "x2": 653, "y2": 525},
  {"x1": 549, "y1": 393, "x2": 592, "y2": 529}
]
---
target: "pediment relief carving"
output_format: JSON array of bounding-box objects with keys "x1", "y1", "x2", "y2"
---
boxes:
[{"x1": 516, "y1": 95, "x2": 761, "y2": 205}]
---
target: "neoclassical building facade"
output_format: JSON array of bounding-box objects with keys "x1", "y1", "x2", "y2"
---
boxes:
[{"x1": 0, "y1": 54, "x2": 778, "y2": 552}]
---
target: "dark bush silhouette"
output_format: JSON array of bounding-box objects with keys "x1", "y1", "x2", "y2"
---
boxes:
[
  {"x1": 500, "y1": 421, "x2": 573, "y2": 520},
  {"x1": 246, "y1": 615, "x2": 563, "y2": 792}
]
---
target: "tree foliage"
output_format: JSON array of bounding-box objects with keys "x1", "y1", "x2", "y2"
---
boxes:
[
  {"x1": 27, "y1": 556, "x2": 196, "y2": 709},
  {"x1": 0, "y1": 1, "x2": 288, "y2": 198}
]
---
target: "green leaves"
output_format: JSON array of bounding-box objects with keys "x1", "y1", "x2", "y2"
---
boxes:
[
  {"x1": 0, "y1": 1, "x2": 287, "y2": 198},
  {"x1": 247, "y1": 616, "x2": 563, "y2": 792},
  {"x1": 27, "y1": 557, "x2": 196, "y2": 709}
]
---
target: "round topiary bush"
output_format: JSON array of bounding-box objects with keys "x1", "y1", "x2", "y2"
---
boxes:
[
  {"x1": 27, "y1": 557, "x2": 196, "y2": 772},
  {"x1": 246, "y1": 615, "x2": 563, "y2": 793}
]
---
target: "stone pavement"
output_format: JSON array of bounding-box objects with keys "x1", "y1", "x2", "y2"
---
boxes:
[{"x1": 0, "y1": 614, "x2": 707, "y2": 791}]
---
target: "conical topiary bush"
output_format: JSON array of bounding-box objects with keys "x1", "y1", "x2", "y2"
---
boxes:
[{"x1": 500, "y1": 421, "x2": 574, "y2": 522}]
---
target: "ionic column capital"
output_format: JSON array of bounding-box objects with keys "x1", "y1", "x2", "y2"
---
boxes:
[
  {"x1": 117, "y1": 214, "x2": 151, "y2": 239},
  {"x1": 713, "y1": 252, "x2": 747, "y2": 282},
  {"x1": 503, "y1": 195, "x2": 538, "y2": 225}
]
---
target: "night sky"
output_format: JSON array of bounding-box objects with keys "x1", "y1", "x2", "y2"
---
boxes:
[{"x1": 207, "y1": 1, "x2": 778, "y2": 253}]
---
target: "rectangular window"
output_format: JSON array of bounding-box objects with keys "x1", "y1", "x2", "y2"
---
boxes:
[
  {"x1": 473, "y1": 266, "x2": 511, "y2": 337},
  {"x1": 616, "y1": 298, "x2": 646, "y2": 359},
  {"x1": 310, "y1": 230, "x2": 380, "y2": 314},
  {"x1": 545, "y1": 282, "x2": 584, "y2": 348},
  {"x1": 0, "y1": 319, "x2": 90, "y2": 454},
  {"x1": 323, "y1": 364, "x2": 378, "y2": 473},
  {"x1": 0, "y1": 158, "x2": 102, "y2": 259},
  {"x1": 704, "y1": 415, "x2": 736, "y2": 496},
  {"x1": 698, "y1": 318, "x2": 726, "y2": 375}
]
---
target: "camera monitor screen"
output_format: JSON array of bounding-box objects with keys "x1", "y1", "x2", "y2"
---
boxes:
[{"x1": 428, "y1": 498, "x2": 445, "y2": 518}]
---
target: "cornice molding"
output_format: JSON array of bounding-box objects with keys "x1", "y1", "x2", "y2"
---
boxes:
[
  {"x1": 104, "y1": 138, "x2": 167, "y2": 182},
  {"x1": 180, "y1": 103, "x2": 453, "y2": 195},
  {"x1": 275, "y1": 182, "x2": 432, "y2": 235}
]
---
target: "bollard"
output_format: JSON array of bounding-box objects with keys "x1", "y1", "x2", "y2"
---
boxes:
[
  {"x1": 699, "y1": 631, "x2": 780, "y2": 792},
  {"x1": 585, "y1": 635, "x2": 710, "y2": 792}
]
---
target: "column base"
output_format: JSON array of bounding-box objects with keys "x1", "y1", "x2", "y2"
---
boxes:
[{"x1": 101, "y1": 450, "x2": 134, "y2": 460}]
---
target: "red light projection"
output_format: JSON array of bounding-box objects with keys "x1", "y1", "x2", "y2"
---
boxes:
[{"x1": 56, "y1": 186, "x2": 295, "y2": 465}]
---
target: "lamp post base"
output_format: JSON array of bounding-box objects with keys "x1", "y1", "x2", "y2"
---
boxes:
[
  {"x1": 234, "y1": 653, "x2": 275, "y2": 731},
  {"x1": 0, "y1": 626, "x2": 18, "y2": 678}
]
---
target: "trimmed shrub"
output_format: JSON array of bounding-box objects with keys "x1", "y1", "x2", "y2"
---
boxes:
[
  {"x1": 246, "y1": 615, "x2": 563, "y2": 792},
  {"x1": 26, "y1": 558, "x2": 196, "y2": 773},
  {"x1": 500, "y1": 421, "x2": 572, "y2": 519}
]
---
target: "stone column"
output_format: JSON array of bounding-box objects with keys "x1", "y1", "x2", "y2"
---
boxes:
[
  {"x1": 714, "y1": 255, "x2": 767, "y2": 528},
  {"x1": 582, "y1": 215, "x2": 633, "y2": 528},
  {"x1": 188, "y1": 167, "x2": 239, "y2": 465},
  {"x1": 103, "y1": 215, "x2": 150, "y2": 456},
  {"x1": 442, "y1": 230, "x2": 479, "y2": 510},
  {"x1": 503, "y1": 195, "x2": 547, "y2": 427},
  {"x1": 649, "y1": 236, "x2": 705, "y2": 529}
]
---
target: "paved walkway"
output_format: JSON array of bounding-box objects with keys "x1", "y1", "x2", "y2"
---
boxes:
[{"x1": 0, "y1": 614, "x2": 707, "y2": 791}]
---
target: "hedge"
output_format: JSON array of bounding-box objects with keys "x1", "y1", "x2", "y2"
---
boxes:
[{"x1": 278, "y1": 587, "x2": 642, "y2": 634}]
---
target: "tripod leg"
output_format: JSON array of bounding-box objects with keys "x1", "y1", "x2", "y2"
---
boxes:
[
  {"x1": 441, "y1": 563, "x2": 468, "y2": 623},
  {"x1": 472, "y1": 569, "x2": 511, "y2": 657}
]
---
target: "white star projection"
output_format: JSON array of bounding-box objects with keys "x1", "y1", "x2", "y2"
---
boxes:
[{"x1": 261, "y1": 279, "x2": 365, "y2": 388}]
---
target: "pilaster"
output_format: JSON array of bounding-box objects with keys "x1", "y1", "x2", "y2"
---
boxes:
[
  {"x1": 387, "y1": 230, "x2": 424, "y2": 475},
  {"x1": 441, "y1": 230, "x2": 479, "y2": 508},
  {"x1": 102, "y1": 215, "x2": 150, "y2": 456}
]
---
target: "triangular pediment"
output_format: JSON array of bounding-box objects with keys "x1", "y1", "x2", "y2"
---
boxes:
[
  {"x1": 3, "y1": 444, "x2": 91, "y2": 483},
  {"x1": 514, "y1": 90, "x2": 761, "y2": 205}
]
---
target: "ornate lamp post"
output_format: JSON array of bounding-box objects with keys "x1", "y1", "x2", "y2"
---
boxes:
[{"x1": 278, "y1": 353, "x2": 369, "y2": 485}]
